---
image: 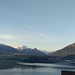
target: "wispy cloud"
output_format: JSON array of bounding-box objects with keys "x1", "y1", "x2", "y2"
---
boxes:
[
  {"x1": 17, "y1": 26, "x2": 61, "y2": 42},
  {"x1": 0, "y1": 34, "x2": 15, "y2": 40}
]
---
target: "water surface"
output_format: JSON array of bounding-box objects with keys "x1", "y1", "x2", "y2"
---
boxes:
[{"x1": 0, "y1": 61, "x2": 75, "y2": 75}]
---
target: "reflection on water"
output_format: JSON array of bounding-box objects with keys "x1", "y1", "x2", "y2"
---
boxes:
[{"x1": 0, "y1": 61, "x2": 75, "y2": 75}]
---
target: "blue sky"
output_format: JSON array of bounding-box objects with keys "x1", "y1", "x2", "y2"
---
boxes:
[{"x1": 0, "y1": 0, "x2": 75, "y2": 51}]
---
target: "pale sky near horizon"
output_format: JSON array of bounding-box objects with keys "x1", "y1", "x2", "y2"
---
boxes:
[{"x1": 0, "y1": 0, "x2": 75, "y2": 51}]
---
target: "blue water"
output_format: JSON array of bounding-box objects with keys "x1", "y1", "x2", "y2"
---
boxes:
[{"x1": 0, "y1": 61, "x2": 75, "y2": 75}]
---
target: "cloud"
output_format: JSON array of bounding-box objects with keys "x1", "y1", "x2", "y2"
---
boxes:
[{"x1": 0, "y1": 34, "x2": 14, "y2": 40}]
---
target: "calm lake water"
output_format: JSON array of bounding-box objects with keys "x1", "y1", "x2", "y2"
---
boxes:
[{"x1": 0, "y1": 61, "x2": 75, "y2": 75}]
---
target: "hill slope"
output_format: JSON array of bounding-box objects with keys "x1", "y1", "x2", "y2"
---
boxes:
[{"x1": 52, "y1": 43, "x2": 75, "y2": 56}]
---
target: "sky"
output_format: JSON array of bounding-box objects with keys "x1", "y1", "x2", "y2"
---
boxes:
[{"x1": 0, "y1": 0, "x2": 75, "y2": 51}]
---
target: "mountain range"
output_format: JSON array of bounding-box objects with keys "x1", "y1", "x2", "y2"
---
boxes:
[
  {"x1": 0, "y1": 44, "x2": 46, "y2": 55},
  {"x1": 0, "y1": 43, "x2": 75, "y2": 56},
  {"x1": 15, "y1": 46, "x2": 46, "y2": 55}
]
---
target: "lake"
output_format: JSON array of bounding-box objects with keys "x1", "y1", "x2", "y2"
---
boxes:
[{"x1": 0, "y1": 61, "x2": 75, "y2": 75}]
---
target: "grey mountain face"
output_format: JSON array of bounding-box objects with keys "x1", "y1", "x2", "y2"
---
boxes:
[
  {"x1": 0, "y1": 44, "x2": 20, "y2": 53},
  {"x1": 16, "y1": 46, "x2": 46, "y2": 55}
]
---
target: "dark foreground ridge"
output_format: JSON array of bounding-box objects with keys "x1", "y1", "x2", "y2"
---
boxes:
[{"x1": 61, "y1": 71, "x2": 75, "y2": 75}]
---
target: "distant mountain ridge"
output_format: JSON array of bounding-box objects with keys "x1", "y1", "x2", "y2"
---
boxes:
[
  {"x1": 0, "y1": 44, "x2": 20, "y2": 53},
  {"x1": 41, "y1": 50, "x2": 55, "y2": 55},
  {"x1": 15, "y1": 46, "x2": 46, "y2": 55},
  {"x1": 52, "y1": 43, "x2": 75, "y2": 56},
  {"x1": 15, "y1": 46, "x2": 28, "y2": 50},
  {"x1": 0, "y1": 44, "x2": 46, "y2": 55}
]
